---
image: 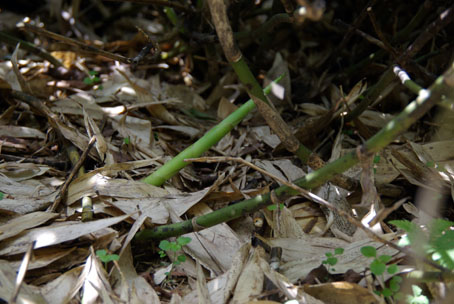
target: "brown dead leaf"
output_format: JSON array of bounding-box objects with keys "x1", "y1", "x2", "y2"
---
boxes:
[
  {"x1": 231, "y1": 247, "x2": 266, "y2": 304},
  {"x1": 272, "y1": 236, "x2": 398, "y2": 282},
  {"x1": 265, "y1": 52, "x2": 292, "y2": 108},
  {"x1": 0, "y1": 260, "x2": 47, "y2": 303},
  {"x1": 196, "y1": 260, "x2": 211, "y2": 304},
  {"x1": 217, "y1": 96, "x2": 238, "y2": 120},
  {"x1": 111, "y1": 244, "x2": 160, "y2": 304},
  {"x1": 118, "y1": 69, "x2": 179, "y2": 125},
  {"x1": 39, "y1": 266, "x2": 83, "y2": 303},
  {"x1": 303, "y1": 282, "x2": 379, "y2": 304},
  {"x1": 0, "y1": 211, "x2": 58, "y2": 241}
]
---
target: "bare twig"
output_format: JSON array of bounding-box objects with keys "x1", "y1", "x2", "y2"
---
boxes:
[
  {"x1": 48, "y1": 136, "x2": 97, "y2": 212},
  {"x1": 22, "y1": 23, "x2": 131, "y2": 64},
  {"x1": 102, "y1": 0, "x2": 193, "y2": 12}
]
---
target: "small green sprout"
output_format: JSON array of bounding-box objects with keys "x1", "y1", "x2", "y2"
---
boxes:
[
  {"x1": 322, "y1": 247, "x2": 344, "y2": 272},
  {"x1": 373, "y1": 155, "x2": 380, "y2": 163},
  {"x1": 84, "y1": 70, "x2": 102, "y2": 88},
  {"x1": 361, "y1": 246, "x2": 401, "y2": 299},
  {"x1": 159, "y1": 236, "x2": 192, "y2": 277},
  {"x1": 96, "y1": 249, "x2": 119, "y2": 269}
]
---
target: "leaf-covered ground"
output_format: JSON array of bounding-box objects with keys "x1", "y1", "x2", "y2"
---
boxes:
[{"x1": 1, "y1": 0, "x2": 454, "y2": 303}]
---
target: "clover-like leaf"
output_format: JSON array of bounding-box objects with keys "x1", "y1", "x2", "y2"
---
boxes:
[
  {"x1": 389, "y1": 276, "x2": 402, "y2": 292},
  {"x1": 370, "y1": 259, "x2": 386, "y2": 276},
  {"x1": 334, "y1": 248, "x2": 344, "y2": 255},
  {"x1": 177, "y1": 236, "x2": 192, "y2": 246},
  {"x1": 159, "y1": 240, "x2": 171, "y2": 251},
  {"x1": 378, "y1": 254, "x2": 392, "y2": 264},
  {"x1": 361, "y1": 246, "x2": 376, "y2": 258},
  {"x1": 326, "y1": 257, "x2": 338, "y2": 266},
  {"x1": 177, "y1": 254, "x2": 186, "y2": 263},
  {"x1": 387, "y1": 264, "x2": 398, "y2": 274},
  {"x1": 381, "y1": 287, "x2": 392, "y2": 297}
]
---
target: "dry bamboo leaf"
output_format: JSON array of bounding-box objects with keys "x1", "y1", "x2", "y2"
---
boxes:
[
  {"x1": 83, "y1": 107, "x2": 114, "y2": 165},
  {"x1": 111, "y1": 244, "x2": 160, "y2": 304},
  {"x1": 0, "y1": 61, "x2": 20, "y2": 90},
  {"x1": 0, "y1": 260, "x2": 47, "y2": 303},
  {"x1": 273, "y1": 236, "x2": 398, "y2": 282},
  {"x1": 153, "y1": 264, "x2": 173, "y2": 285},
  {"x1": 0, "y1": 212, "x2": 58, "y2": 241},
  {"x1": 182, "y1": 272, "x2": 229, "y2": 304},
  {"x1": 11, "y1": 43, "x2": 32, "y2": 94},
  {"x1": 223, "y1": 243, "x2": 251, "y2": 304},
  {"x1": 254, "y1": 160, "x2": 287, "y2": 185},
  {"x1": 118, "y1": 69, "x2": 179, "y2": 125},
  {"x1": 0, "y1": 196, "x2": 56, "y2": 214},
  {"x1": 273, "y1": 207, "x2": 306, "y2": 238},
  {"x1": 51, "y1": 95, "x2": 110, "y2": 120},
  {"x1": 303, "y1": 282, "x2": 379, "y2": 304},
  {"x1": 217, "y1": 96, "x2": 238, "y2": 120},
  {"x1": 111, "y1": 198, "x2": 170, "y2": 224},
  {"x1": 265, "y1": 52, "x2": 292, "y2": 108},
  {"x1": 196, "y1": 260, "x2": 211, "y2": 304},
  {"x1": 289, "y1": 202, "x2": 326, "y2": 235},
  {"x1": 81, "y1": 249, "x2": 115, "y2": 304},
  {"x1": 164, "y1": 84, "x2": 207, "y2": 111},
  {"x1": 0, "y1": 125, "x2": 45, "y2": 139},
  {"x1": 258, "y1": 255, "x2": 324, "y2": 303},
  {"x1": 39, "y1": 266, "x2": 83, "y2": 303},
  {"x1": 0, "y1": 174, "x2": 58, "y2": 213},
  {"x1": 170, "y1": 199, "x2": 242, "y2": 275},
  {"x1": 0, "y1": 214, "x2": 130, "y2": 256},
  {"x1": 111, "y1": 186, "x2": 212, "y2": 224},
  {"x1": 251, "y1": 126, "x2": 281, "y2": 149},
  {"x1": 358, "y1": 153, "x2": 381, "y2": 209},
  {"x1": 358, "y1": 110, "x2": 393, "y2": 129},
  {"x1": 271, "y1": 159, "x2": 306, "y2": 182},
  {"x1": 111, "y1": 114, "x2": 153, "y2": 147},
  {"x1": 231, "y1": 247, "x2": 265, "y2": 304},
  {"x1": 170, "y1": 292, "x2": 183, "y2": 304},
  {"x1": 299, "y1": 103, "x2": 328, "y2": 116},
  {"x1": 9, "y1": 247, "x2": 76, "y2": 271},
  {"x1": 67, "y1": 173, "x2": 167, "y2": 205},
  {"x1": 154, "y1": 125, "x2": 201, "y2": 139},
  {"x1": 0, "y1": 173, "x2": 55, "y2": 196},
  {"x1": 0, "y1": 162, "x2": 52, "y2": 181}
]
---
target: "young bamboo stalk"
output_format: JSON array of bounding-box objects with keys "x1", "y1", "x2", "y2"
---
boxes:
[
  {"x1": 136, "y1": 62, "x2": 454, "y2": 240},
  {"x1": 142, "y1": 77, "x2": 282, "y2": 186},
  {"x1": 207, "y1": 0, "x2": 357, "y2": 191}
]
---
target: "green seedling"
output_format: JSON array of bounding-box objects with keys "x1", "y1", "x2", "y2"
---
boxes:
[
  {"x1": 0, "y1": 191, "x2": 4, "y2": 200},
  {"x1": 84, "y1": 70, "x2": 102, "y2": 89},
  {"x1": 96, "y1": 249, "x2": 119, "y2": 269},
  {"x1": 322, "y1": 247, "x2": 344, "y2": 272},
  {"x1": 391, "y1": 219, "x2": 454, "y2": 270},
  {"x1": 373, "y1": 155, "x2": 381, "y2": 164},
  {"x1": 361, "y1": 246, "x2": 401, "y2": 299},
  {"x1": 373, "y1": 154, "x2": 380, "y2": 174},
  {"x1": 159, "y1": 236, "x2": 192, "y2": 277}
]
